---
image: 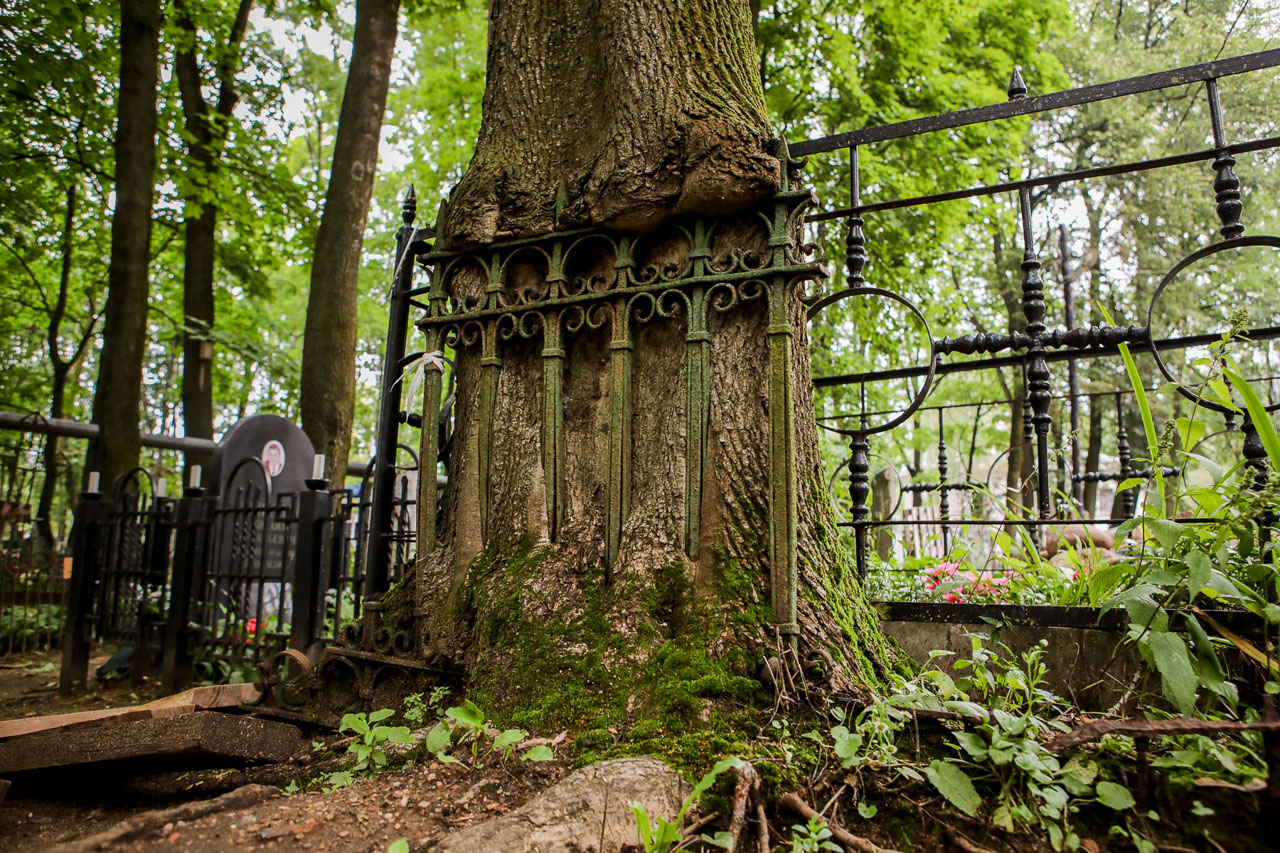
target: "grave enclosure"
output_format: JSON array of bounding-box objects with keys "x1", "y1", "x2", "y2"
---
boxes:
[{"x1": 34, "y1": 49, "x2": 1280, "y2": 715}]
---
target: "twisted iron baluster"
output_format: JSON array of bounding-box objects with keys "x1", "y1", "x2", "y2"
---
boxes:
[
  {"x1": 1116, "y1": 392, "x2": 1136, "y2": 520},
  {"x1": 846, "y1": 146, "x2": 874, "y2": 580},
  {"x1": 937, "y1": 408, "x2": 950, "y2": 553},
  {"x1": 1008, "y1": 68, "x2": 1054, "y2": 538},
  {"x1": 1206, "y1": 79, "x2": 1244, "y2": 240}
]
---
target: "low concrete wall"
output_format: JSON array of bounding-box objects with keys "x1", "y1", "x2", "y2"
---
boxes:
[{"x1": 881, "y1": 620, "x2": 1143, "y2": 711}]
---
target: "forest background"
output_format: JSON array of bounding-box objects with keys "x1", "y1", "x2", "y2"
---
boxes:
[{"x1": 2, "y1": 0, "x2": 1278, "y2": 555}]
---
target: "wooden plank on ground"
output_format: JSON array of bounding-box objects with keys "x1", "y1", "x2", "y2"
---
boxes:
[
  {"x1": 0, "y1": 682, "x2": 260, "y2": 741},
  {"x1": 0, "y1": 711, "x2": 307, "y2": 774}
]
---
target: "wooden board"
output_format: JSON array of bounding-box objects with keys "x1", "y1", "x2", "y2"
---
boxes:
[
  {"x1": 0, "y1": 711, "x2": 306, "y2": 774},
  {"x1": 0, "y1": 682, "x2": 260, "y2": 741}
]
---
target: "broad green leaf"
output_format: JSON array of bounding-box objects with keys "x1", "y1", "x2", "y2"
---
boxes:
[
  {"x1": 857, "y1": 802, "x2": 878, "y2": 819},
  {"x1": 493, "y1": 728, "x2": 526, "y2": 750},
  {"x1": 446, "y1": 699, "x2": 486, "y2": 729},
  {"x1": 924, "y1": 759, "x2": 981, "y2": 816},
  {"x1": 340, "y1": 713, "x2": 370, "y2": 736},
  {"x1": 1207, "y1": 377, "x2": 1237, "y2": 412},
  {"x1": 1147, "y1": 631, "x2": 1198, "y2": 714},
  {"x1": 368, "y1": 708, "x2": 395, "y2": 724},
  {"x1": 953, "y1": 732, "x2": 988, "y2": 759},
  {"x1": 1185, "y1": 551, "x2": 1211, "y2": 600},
  {"x1": 383, "y1": 726, "x2": 413, "y2": 744},
  {"x1": 1147, "y1": 518, "x2": 1186, "y2": 552},
  {"x1": 994, "y1": 531, "x2": 1013, "y2": 555},
  {"x1": 522, "y1": 745, "x2": 555, "y2": 761},
  {"x1": 832, "y1": 725, "x2": 863, "y2": 765},
  {"x1": 1176, "y1": 416, "x2": 1206, "y2": 451},
  {"x1": 387, "y1": 840, "x2": 409, "y2": 853},
  {"x1": 1116, "y1": 477, "x2": 1145, "y2": 493},
  {"x1": 425, "y1": 722, "x2": 452, "y2": 753},
  {"x1": 699, "y1": 830, "x2": 735, "y2": 849},
  {"x1": 1095, "y1": 780, "x2": 1135, "y2": 810}
]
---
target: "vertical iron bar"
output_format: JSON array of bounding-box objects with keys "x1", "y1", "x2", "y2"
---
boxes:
[
  {"x1": 60, "y1": 484, "x2": 105, "y2": 694},
  {"x1": 291, "y1": 483, "x2": 329, "y2": 661},
  {"x1": 162, "y1": 484, "x2": 205, "y2": 693},
  {"x1": 606, "y1": 294, "x2": 633, "y2": 579},
  {"x1": 366, "y1": 189, "x2": 418, "y2": 600},
  {"x1": 937, "y1": 408, "x2": 950, "y2": 553}
]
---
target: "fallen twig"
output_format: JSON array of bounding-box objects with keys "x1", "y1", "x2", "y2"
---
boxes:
[
  {"x1": 779, "y1": 792, "x2": 901, "y2": 853},
  {"x1": 1044, "y1": 715, "x2": 1280, "y2": 754}
]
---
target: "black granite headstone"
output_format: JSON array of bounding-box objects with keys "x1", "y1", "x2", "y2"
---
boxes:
[
  {"x1": 209, "y1": 414, "x2": 315, "y2": 497},
  {"x1": 206, "y1": 416, "x2": 315, "y2": 625}
]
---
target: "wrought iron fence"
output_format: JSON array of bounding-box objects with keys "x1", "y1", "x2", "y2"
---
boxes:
[
  {"x1": 57, "y1": 449, "x2": 419, "y2": 693},
  {"x1": 795, "y1": 49, "x2": 1280, "y2": 587}
]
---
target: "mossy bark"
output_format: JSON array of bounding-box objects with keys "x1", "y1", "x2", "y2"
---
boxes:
[{"x1": 411, "y1": 0, "x2": 905, "y2": 747}]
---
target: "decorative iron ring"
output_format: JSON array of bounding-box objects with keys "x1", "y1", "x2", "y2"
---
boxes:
[
  {"x1": 1146, "y1": 235, "x2": 1280, "y2": 414},
  {"x1": 982, "y1": 442, "x2": 1032, "y2": 493},
  {"x1": 826, "y1": 455, "x2": 903, "y2": 522},
  {"x1": 806, "y1": 286, "x2": 938, "y2": 436}
]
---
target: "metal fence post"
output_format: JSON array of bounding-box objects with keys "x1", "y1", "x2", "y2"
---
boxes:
[
  {"x1": 162, "y1": 485, "x2": 206, "y2": 693},
  {"x1": 133, "y1": 494, "x2": 173, "y2": 687},
  {"x1": 59, "y1": 482, "x2": 106, "y2": 694},
  {"x1": 291, "y1": 483, "x2": 330, "y2": 661}
]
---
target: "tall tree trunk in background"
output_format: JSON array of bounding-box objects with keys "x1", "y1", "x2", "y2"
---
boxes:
[
  {"x1": 1080, "y1": 194, "x2": 1106, "y2": 516},
  {"x1": 88, "y1": 0, "x2": 160, "y2": 487},
  {"x1": 406, "y1": 0, "x2": 900, "y2": 732},
  {"x1": 299, "y1": 0, "x2": 401, "y2": 482},
  {"x1": 38, "y1": 187, "x2": 97, "y2": 552},
  {"x1": 1083, "y1": 403, "x2": 1103, "y2": 514},
  {"x1": 174, "y1": 0, "x2": 254, "y2": 471}
]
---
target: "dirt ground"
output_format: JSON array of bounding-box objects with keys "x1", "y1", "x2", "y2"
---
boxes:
[
  {"x1": 0, "y1": 646, "x2": 576, "y2": 853},
  {"x1": 0, "y1": 647, "x2": 166, "y2": 721},
  {"x1": 5, "y1": 751, "x2": 571, "y2": 852}
]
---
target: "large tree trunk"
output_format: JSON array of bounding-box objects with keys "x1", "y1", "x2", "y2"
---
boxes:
[
  {"x1": 394, "y1": 0, "x2": 900, "y2": 735},
  {"x1": 299, "y1": 0, "x2": 400, "y2": 482},
  {"x1": 88, "y1": 0, "x2": 160, "y2": 487},
  {"x1": 175, "y1": 0, "x2": 253, "y2": 470},
  {"x1": 438, "y1": 0, "x2": 781, "y2": 247}
]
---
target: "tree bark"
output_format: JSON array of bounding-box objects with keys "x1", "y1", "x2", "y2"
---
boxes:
[
  {"x1": 398, "y1": 0, "x2": 900, "y2": 733},
  {"x1": 89, "y1": 0, "x2": 160, "y2": 487},
  {"x1": 299, "y1": 0, "x2": 401, "y2": 482},
  {"x1": 1082, "y1": 400, "x2": 1103, "y2": 515},
  {"x1": 437, "y1": 0, "x2": 780, "y2": 247},
  {"x1": 175, "y1": 0, "x2": 253, "y2": 470}
]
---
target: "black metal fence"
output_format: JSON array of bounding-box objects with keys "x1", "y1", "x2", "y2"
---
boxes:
[
  {"x1": 58, "y1": 453, "x2": 419, "y2": 693},
  {"x1": 796, "y1": 49, "x2": 1280, "y2": 582}
]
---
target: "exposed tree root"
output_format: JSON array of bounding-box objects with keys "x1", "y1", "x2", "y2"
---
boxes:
[{"x1": 779, "y1": 792, "x2": 902, "y2": 853}]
